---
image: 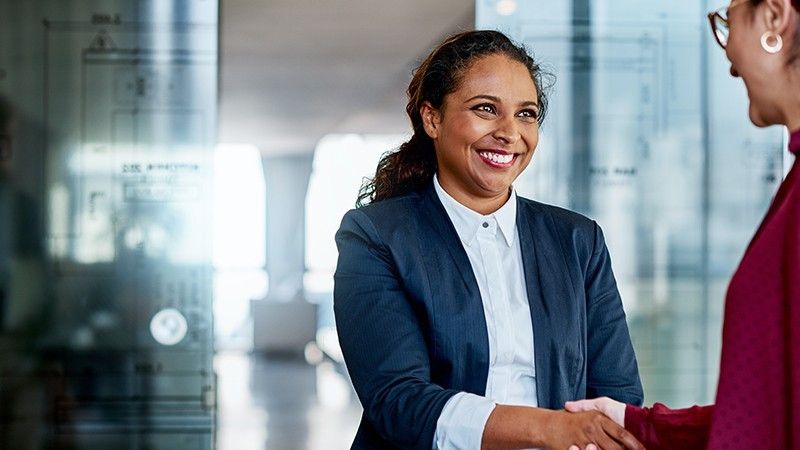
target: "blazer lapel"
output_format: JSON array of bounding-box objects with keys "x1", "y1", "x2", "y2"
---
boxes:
[
  {"x1": 417, "y1": 183, "x2": 490, "y2": 394},
  {"x1": 418, "y1": 184, "x2": 480, "y2": 296},
  {"x1": 517, "y1": 199, "x2": 577, "y2": 409}
]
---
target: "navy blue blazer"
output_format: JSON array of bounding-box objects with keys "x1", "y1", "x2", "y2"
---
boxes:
[{"x1": 334, "y1": 181, "x2": 643, "y2": 450}]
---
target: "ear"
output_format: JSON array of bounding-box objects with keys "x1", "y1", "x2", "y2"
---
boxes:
[
  {"x1": 761, "y1": 0, "x2": 795, "y2": 36},
  {"x1": 420, "y1": 101, "x2": 441, "y2": 140}
]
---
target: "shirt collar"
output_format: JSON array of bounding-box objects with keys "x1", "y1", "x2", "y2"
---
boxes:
[{"x1": 433, "y1": 174, "x2": 517, "y2": 247}]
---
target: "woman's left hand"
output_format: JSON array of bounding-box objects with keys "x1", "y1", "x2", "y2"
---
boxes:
[{"x1": 564, "y1": 396, "x2": 627, "y2": 427}]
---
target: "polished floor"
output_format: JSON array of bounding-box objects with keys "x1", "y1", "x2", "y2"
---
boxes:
[{"x1": 215, "y1": 352, "x2": 362, "y2": 450}]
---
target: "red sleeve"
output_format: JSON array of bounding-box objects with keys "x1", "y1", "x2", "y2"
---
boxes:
[{"x1": 624, "y1": 403, "x2": 714, "y2": 450}]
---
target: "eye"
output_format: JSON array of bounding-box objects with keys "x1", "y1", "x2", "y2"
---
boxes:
[
  {"x1": 517, "y1": 108, "x2": 539, "y2": 121},
  {"x1": 472, "y1": 103, "x2": 496, "y2": 115}
]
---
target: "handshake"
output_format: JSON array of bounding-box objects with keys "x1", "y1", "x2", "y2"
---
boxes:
[
  {"x1": 485, "y1": 396, "x2": 641, "y2": 450},
  {"x1": 560, "y1": 397, "x2": 637, "y2": 450}
]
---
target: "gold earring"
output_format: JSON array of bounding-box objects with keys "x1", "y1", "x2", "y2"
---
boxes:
[{"x1": 760, "y1": 31, "x2": 783, "y2": 54}]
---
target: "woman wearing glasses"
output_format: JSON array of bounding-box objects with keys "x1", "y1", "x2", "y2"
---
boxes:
[{"x1": 565, "y1": 0, "x2": 800, "y2": 449}]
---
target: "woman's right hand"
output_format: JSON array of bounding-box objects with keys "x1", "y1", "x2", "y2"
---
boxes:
[{"x1": 540, "y1": 409, "x2": 643, "y2": 450}]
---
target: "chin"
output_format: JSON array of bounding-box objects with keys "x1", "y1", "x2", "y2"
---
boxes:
[
  {"x1": 748, "y1": 105, "x2": 770, "y2": 128},
  {"x1": 476, "y1": 177, "x2": 512, "y2": 196},
  {"x1": 747, "y1": 97, "x2": 785, "y2": 128}
]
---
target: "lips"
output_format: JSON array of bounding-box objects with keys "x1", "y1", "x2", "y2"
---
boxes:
[{"x1": 477, "y1": 149, "x2": 518, "y2": 168}]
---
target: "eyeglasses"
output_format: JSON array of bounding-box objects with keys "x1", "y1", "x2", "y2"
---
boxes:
[{"x1": 707, "y1": 0, "x2": 748, "y2": 49}]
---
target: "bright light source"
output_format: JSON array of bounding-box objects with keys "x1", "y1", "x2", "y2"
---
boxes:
[
  {"x1": 212, "y1": 143, "x2": 266, "y2": 269},
  {"x1": 304, "y1": 133, "x2": 407, "y2": 292},
  {"x1": 496, "y1": 0, "x2": 517, "y2": 16},
  {"x1": 212, "y1": 143, "x2": 268, "y2": 351}
]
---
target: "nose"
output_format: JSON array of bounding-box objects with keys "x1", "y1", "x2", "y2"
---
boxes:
[
  {"x1": 723, "y1": 45, "x2": 739, "y2": 77},
  {"x1": 492, "y1": 115, "x2": 521, "y2": 145}
]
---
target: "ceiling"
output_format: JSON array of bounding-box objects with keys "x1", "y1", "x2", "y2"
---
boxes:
[{"x1": 219, "y1": 0, "x2": 475, "y2": 155}]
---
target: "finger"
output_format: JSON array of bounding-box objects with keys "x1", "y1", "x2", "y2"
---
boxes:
[
  {"x1": 565, "y1": 400, "x2": 595, "y2": 413},
  {"x1": 599, "y1": 416, "x2": 645, "y2": 450},
  {"x1": 568, "y1": 446, "x2": 580, "y2": 450},
  {"x1": 586, "y1": 444, "x2": 598, "y2": 450},
  {"x1": 574, "y1": 414, "x2": 621, "y2": 450},
  {"x1": 593, "y1": 431, "x2": 624, "y2": 450}
]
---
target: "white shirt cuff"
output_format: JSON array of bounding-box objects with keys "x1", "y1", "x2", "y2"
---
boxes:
[{"x1": 433, "y1": 392, "x2": 497, "y2": 450}]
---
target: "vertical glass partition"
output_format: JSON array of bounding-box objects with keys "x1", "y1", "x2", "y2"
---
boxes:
[
  {"x1": 0, "y1": 1, "x2": 217, "y2": 448},
  {"x1": 478, "y1": 0, "x2": 785, "y2": 406}
]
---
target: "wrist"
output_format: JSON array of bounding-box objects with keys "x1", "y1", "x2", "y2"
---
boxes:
[{"x1": 525, "y1": 408, "x2": 557, "y2": 448}]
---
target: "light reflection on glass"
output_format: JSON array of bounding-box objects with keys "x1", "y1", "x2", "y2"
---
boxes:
[{"x1": 0, "y1": 1, "x2": 218, "y2": 447}]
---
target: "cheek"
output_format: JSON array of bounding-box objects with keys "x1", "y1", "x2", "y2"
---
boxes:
[
  {"x1": 442, "y1": 118, "x2": 482, "y2": 148},
  {"x1": 517, "y1": 131, "x2": 539, "y2": 168},
  {"x1": 522, "y1": 127, "x2": 540, "y2": 152},
  {"x1": 518, "y1": 151, "x2": 535, "y2": 172},
  {"x1": 460, "y1": 120, "x2": 493, "y2": 145}
]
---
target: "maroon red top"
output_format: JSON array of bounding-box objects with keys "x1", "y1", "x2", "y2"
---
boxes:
[{"x1": 625, "y1": 128, "x2": 800, "y2": 449}]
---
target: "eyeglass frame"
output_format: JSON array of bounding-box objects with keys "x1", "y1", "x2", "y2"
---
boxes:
[{"x1": 707, "y1": 0, "x2": 749, "y2": 49}]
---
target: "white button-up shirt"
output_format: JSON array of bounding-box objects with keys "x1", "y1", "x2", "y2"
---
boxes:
[{"x1": 432, "y1": 175, "x2": 538, "y2": 450}]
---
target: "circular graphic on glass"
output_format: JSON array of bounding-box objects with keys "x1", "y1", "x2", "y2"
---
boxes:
[{"x1": 149, "y1": 308, "x2": 188, "y2": 346}]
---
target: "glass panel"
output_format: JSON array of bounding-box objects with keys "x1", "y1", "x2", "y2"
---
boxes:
[
  {"x1": 477, "y1": 0, "x2": 785, "y2": 406},
  {"x1": 0, "y1": 1, "x2": 218, "y2": 448}
]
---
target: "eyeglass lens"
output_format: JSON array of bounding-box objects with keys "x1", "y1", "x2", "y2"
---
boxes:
[{"x1": 714, "y1": 14, "x2": 729, "y2": 47}]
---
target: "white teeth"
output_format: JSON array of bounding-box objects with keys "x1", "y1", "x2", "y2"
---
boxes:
[{"x1": 479, "y1": 151, "x2": 514, "y2": 164}]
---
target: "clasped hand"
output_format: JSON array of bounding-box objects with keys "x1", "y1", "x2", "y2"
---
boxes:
[{"x1": 558, "y1": 396, "x2": 635, "y2": 450}]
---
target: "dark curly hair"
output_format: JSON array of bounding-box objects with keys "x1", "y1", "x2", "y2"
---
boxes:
[{"x1": 356, "y1": 30, "x2": 554, "y2": 207}]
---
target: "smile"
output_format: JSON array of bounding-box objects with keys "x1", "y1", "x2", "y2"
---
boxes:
[{"x1": 477, "y1": 150, "x2": 517, "y2": 168}]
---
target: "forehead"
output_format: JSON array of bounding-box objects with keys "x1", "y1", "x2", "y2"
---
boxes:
[{"x1": 453, "y1": 53, "x2": 538, "y2": 99}]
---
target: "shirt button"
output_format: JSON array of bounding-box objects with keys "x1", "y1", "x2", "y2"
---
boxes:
[{"x1": 482, "y1": 222, "x2": 489, "y2": 228}]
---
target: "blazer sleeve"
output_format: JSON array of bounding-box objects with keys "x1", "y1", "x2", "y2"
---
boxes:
[
  {"x1": 333, "y1": 209, "x2": 460, "y2": 448},
  {"x1": 584, "y1": 222, "x2": 644, "y2": 406}
]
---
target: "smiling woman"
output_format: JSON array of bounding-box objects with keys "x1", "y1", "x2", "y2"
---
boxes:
[
  {"x1": 335, "y1": 30, "x2": 645, "y2": 450},
  {"x1": 355, "y1": 30, "x2": 551, "y2": 209},
  {"x1": 421, "y1": 53, "x2": 541, "y2": 215}
]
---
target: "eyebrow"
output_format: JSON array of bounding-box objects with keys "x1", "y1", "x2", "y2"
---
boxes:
[{"x1": 465, "y1": 94, "x2": 539, "y2": 109}]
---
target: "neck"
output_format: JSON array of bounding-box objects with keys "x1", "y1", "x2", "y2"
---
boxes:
[
  {"x1": 782, "y1": 69, "x2": 800, "y2": 132},
  {"x1": 786, "y1": 110, "x2": 800, "y2": 133}
]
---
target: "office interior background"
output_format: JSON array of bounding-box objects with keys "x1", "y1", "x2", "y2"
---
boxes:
[{"x1": 0, "y1": 0, "x2": 790, "y2": 448}]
